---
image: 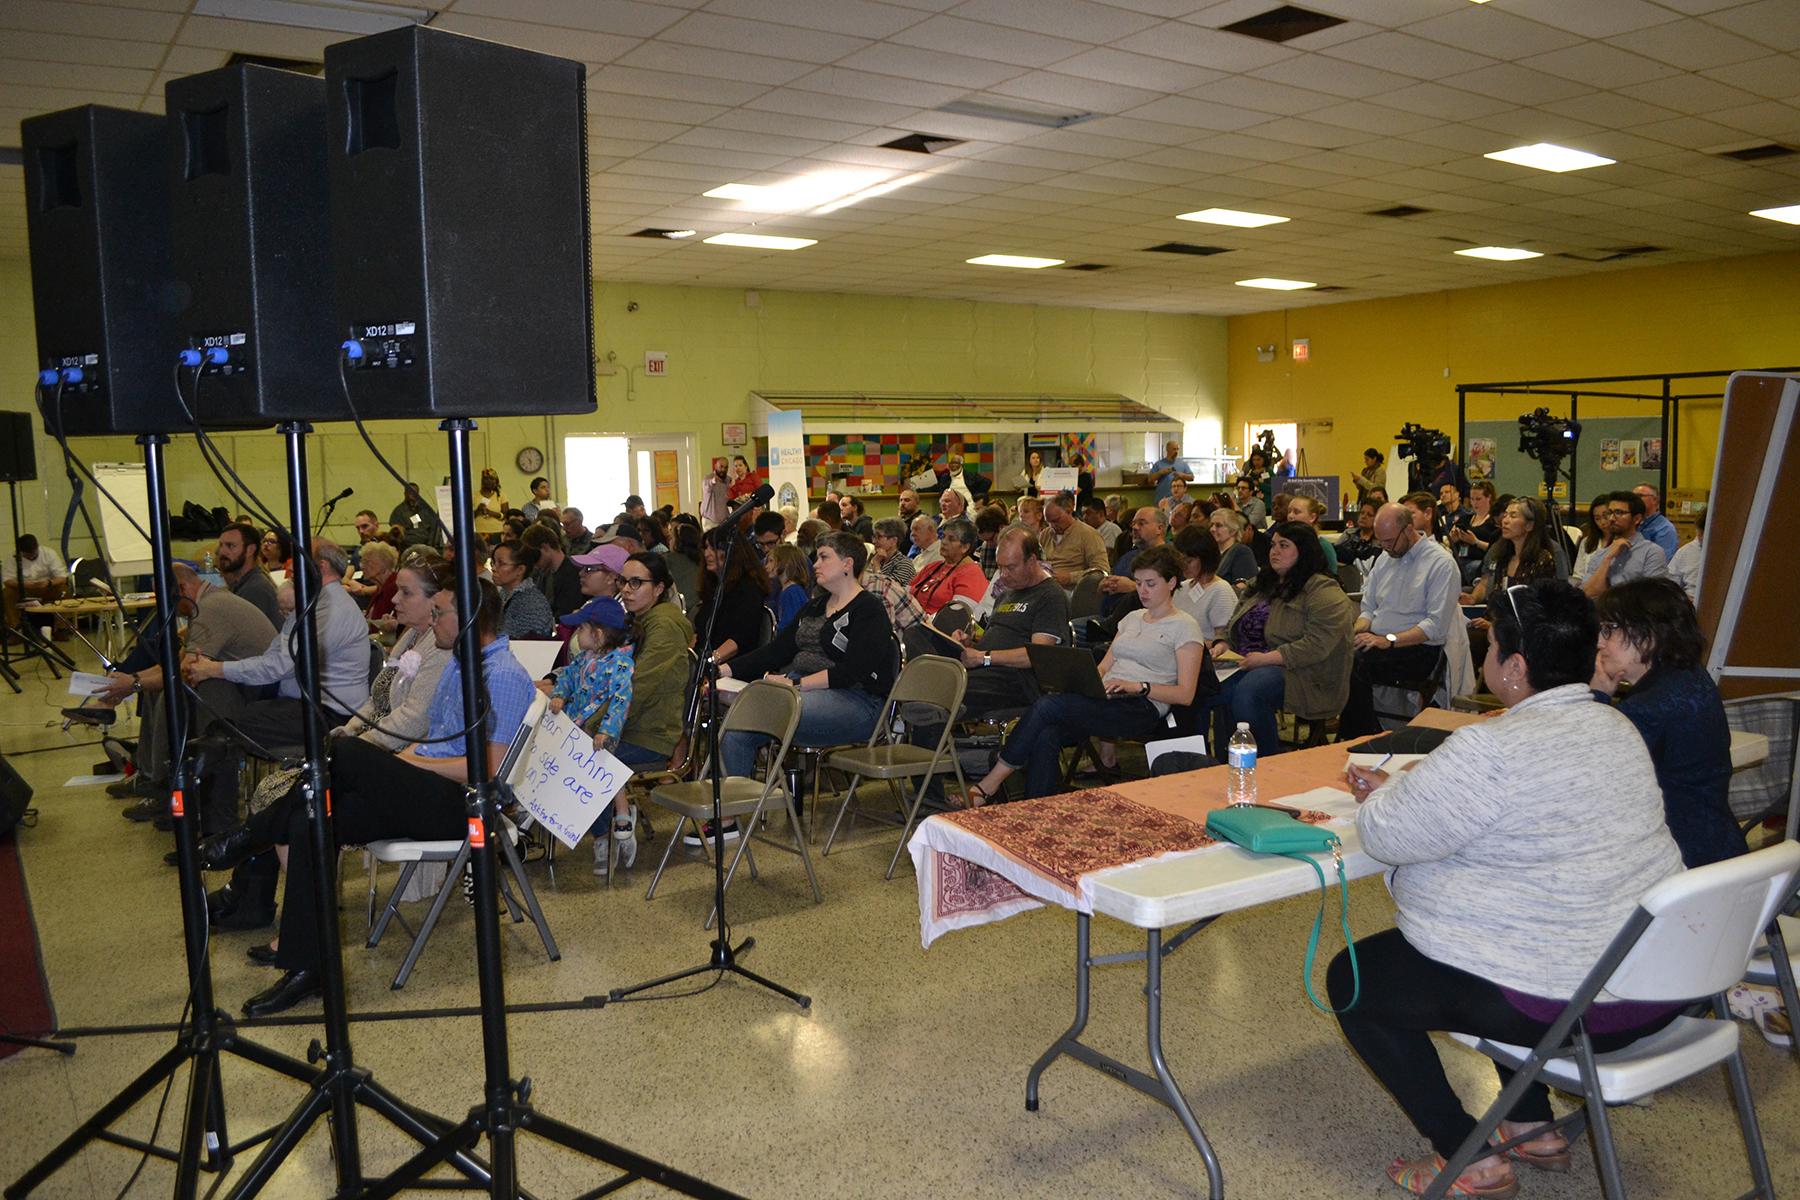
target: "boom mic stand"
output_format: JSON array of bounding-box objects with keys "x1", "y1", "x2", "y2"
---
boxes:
[
  {"x1": 609, "y1": 491, "x2": 811, "y2": 1009},
  {"x1": 363, "y1": 418, "x2": 743, "y2": 1200},
  {"x1": 222, "y1": 421, "x2": 492, "y2": 1198}
]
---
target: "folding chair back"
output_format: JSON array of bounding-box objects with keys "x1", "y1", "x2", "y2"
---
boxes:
[
  {"x1": 1608, "y1": 840, "x2": 1800, "y2": 1003},
  {"x1": 500, "y1": 691, "x2": 551, "y2": 791},
  {"x1": 933, "y1": 600, "x2": 977, "y2": 636},
  {"x1": 878, "y1": 653, "x2": 966, "y2": 725},
  {"x1": 719, "y1": 677, "x2": 802, "y2": 750},
  {"x1": 1068, "y1": 569, "x2": 1106, "y2": 618}
]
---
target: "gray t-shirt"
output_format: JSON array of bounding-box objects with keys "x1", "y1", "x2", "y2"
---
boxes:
[
  {"x1": 983, "y1": 578, "x2": 1069, "y2": 651},
  {"x1": 1107, "y1": 608, "x2": 1202, "y2": 715}
]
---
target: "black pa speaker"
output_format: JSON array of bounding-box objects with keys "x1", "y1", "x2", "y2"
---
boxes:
[
  {"x1": 325, "y1": 26, "x2": 595, "y2": 420},
  {"x1": 20, "y1": 106, "x2": 182, "y2": 437},
  {"x1": 165, "y1": 65, "x2": 340, "y2": 427},
  {"x1": 0, "y1": 751, "x2": 34, "y2": 838},
  {"x1": 0, "y1": 413, "x2": 38, "y2": 483}
]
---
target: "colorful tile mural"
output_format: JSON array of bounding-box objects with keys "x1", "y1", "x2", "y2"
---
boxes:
[{"x1": 791, "y1": 434, "x2": 997, "y2": 490}]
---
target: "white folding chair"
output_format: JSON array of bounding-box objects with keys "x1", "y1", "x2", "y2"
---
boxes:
[
  {"x1": 364, "y1": 693, "x2": 559, "y2": 989},
  {"x1": 1428, "y1": 841, "x2": 1800, "y2": 1200}
]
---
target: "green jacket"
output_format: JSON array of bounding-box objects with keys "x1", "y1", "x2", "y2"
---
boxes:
[
  {"x1": 620, "y1": 600, "x2": 694, "y2": 756},
  {"x1": 1224, "y1": 573, "x2": 1355, "y2": 719}
]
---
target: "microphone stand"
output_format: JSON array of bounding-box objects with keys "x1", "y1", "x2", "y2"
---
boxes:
[{"x1": 608, "y1": 494, "x2": 811, "y2": 1008}]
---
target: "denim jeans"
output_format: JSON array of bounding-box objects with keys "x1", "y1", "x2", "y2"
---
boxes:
[
  {"x1": 1211, "y1": 665, "x2": 1286, "y2": 758},
  {"x1": 998, "y1": 692, "x2": 1165, "y2": 799},
  {"x1": 722, "y1": 686, "x2": 884, "y2": 779}
]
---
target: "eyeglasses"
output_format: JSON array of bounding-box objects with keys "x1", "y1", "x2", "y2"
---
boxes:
[
  {"x1": 577, "y1": 564, "x2": 612, "y2": 575},
  {"x1": 1598, "y1": 621, "x2": 1621, "y2": 638},
  {"x1": 617, "y1": 576, "x2": 652, "y2": 590},
  {"x1": 1501, "y1": 584, "x2": 1529, "y2": 633}
]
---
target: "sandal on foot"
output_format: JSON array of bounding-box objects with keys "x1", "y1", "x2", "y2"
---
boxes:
[
  {"x1": 952, "y1": 784, "x2": 991, "y2": 810},
  {"x1": 1387, "y1": 1154, "x2": 1518, "y2": 1198},
  {"x1": 1491, "y1": 1129, "x2": 1572, "y2": 1173}
]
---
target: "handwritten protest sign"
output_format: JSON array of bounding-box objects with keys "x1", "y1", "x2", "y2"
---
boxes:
[{"x1": 514, "y1": 708, "x2": 631, "y2": 849}]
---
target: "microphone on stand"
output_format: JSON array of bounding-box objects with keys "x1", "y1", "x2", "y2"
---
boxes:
[
  {"x1": 719, "y1": 483, "x2": 774, "y2": 530},
  {"x1": 318, "y1": 485, "x2": 354, "y2": 525}
]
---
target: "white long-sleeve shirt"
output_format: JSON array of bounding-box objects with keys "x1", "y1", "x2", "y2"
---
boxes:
[
  {"x1": 1359, "y1": 536, "x2": 1460, "y2": 646},
  {"x1": 222, "y1": 579, "x2": 372, "y2": 713}
]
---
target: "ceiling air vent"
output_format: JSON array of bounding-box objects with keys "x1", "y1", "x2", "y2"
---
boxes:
[
  {"x1": 1144, "y1": 242, "x2": 1231, "y2": 256},
  {"x1": 1556, "y1": 245, "x2": 1664, "y2": 263},
  {"x1": 880, "y1": 132, "x2": 964, "y2": 154},
  {"x1": 1713, "y1": 143, "x2": 1796, "y2": 162},
  {"x1": 629, "y1": 228, "x2": 697, "y2": 239},
  {"x1": 1312, "y1": 285, "x2": 1348, "y2": 292},
  {"x1": 1061, "y1": 263, "x2": 1112, "y2": 271},
  {"x1": 1220, "y1": 5, "x2": 1346, "y2": 44},
  {"x1": 1368, "y1": 204, "x2": 1432, "y2": 218}
]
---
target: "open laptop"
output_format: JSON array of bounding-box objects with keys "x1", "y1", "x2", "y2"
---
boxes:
[{"x1": 1026, "y1": 643, "x2": 1108, "y2": 701}]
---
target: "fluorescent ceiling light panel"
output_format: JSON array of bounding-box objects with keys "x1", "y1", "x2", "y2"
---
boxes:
[
  {"x1": 966, "y1": 254, "x2": 1065, "y2": 269},
  {"x1": 1749, "y1": 204, "x2": 1800, "y2": 225},
  {"x1": 703, "y1": 233, "x2": 816, "y2": 250},
  {"x1": 1235, "y1": 277, "x2": 1316, "y2": 290},
  {"x1": 194, "y1": 0, "x2": 431, "y2": 35},
  {"x1": 1455, "y1": 246, "x2": 1543, "y2": 261},
  {"x1": 704, "y1": 169, "x2": 893, "y2": 213},
  {"x1": 1177, "y1": 208, "x2": 1289, "y2": 229},
  {"x1": 1484, "y1": 143, "x2": 1615, "y2": 173},
  {"x1": 935, "y1": 99, "x2": 1094, "y2": 130},
  {"x1": 812, "y1": 172, "x2": 932, "y2": 215}
]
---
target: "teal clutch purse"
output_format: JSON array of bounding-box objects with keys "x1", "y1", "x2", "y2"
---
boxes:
[{"x1": 1206, "y1": 805, "x2": 1358, "y2": 1013}]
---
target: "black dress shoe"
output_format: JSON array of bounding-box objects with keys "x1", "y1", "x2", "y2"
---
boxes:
[
  {"x1": 123, "y1": 795, "x2": 166, "y2": 822},
  {"x1": 61, "y1": 705, "x2": 117, "y2": 726},
  {"x1": 245, "y1": 944, "x2": 280, "y2": 966},
  {"x1": 206, "y1": 883, "x2": 275, "y2": 931},
  {"x1": 242, "y1": 968, "x2": 321, "y2": 1017},
  {"x1": 199, "y1": 825, "x2": 267, "y2": 874}
]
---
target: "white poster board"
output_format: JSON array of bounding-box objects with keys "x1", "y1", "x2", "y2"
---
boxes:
[
  {"x1": 1038, "y1": 467, "x2": 1079, "y2": 493},
  {"x1": 91, "y1": 461, "x2": 152, "y2": 576},
  {"x1": 514, "y1": 707, "x2": 632, "y2": 849}
]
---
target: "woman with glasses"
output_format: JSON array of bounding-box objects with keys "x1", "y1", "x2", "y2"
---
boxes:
[
  {"x1": 909, "y1": 516, "x2": 987, "y2": 618},
  {"x1": 1460, "y1": 498, "x2": 1557, "y2": 664},
  {"x1": 1593, "y1": 577, "x2": 1744, "y2": 868},
  {"x1": 1334, "y1": 579, "x2": 1682, "y2": 1199},
  {"x1": 1207, "y1": 521, "x2": 1354, "y2": 756},
  {"x1": 491, "y1": 539, "x2": 554, "y2": 639},
  {"x1": 717, "y1": 532, "x2": 896, "y2": 791},
  {"x1": 260, "y1": 527, "x2": 293, "y2": 581},
  {"x1": 1208, "y1": 508, "x2": 1259, "y2": 586},
  {"x1": 964, "y1": 544, "x2": 1204, "y2": 804},
  {"x1": 867, "y1": 518, "x2": 914, "y2": 584},
  {"x1": 611, "y1": 552, "x2": 694, "y2": 772}
]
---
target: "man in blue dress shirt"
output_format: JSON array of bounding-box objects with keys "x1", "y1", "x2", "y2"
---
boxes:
[{"x1": 1632, "y1": 484, "x2": 1680, "y2": 560}]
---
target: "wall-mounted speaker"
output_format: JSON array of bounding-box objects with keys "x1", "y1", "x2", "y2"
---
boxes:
[
  {"x1": 21, "y1": 106, "x2": 182, "y2": 437},
  {"x1": 325, "y1": 25, "x2": 595, "y2": 421},
  {"x1": 0, "y1": 413, "x2": 37, "y2": 484}
]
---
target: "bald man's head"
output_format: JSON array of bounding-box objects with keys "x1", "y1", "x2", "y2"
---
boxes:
[{"x1": 1373, "y1": 503, "x2": 1418, "y2": 558}]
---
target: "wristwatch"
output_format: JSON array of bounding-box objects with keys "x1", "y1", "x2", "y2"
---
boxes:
[
  {"x1": 981, "y1": 653, "x2": 992, "y2": 668},
  {"x1": 130, "y1": 673, "x2": 142, "y2": 694},
  {"x1": 1384, "y1": 633, "x2": 1398, "y2": 648},
  {"x1": 1141, "y1": 681, "x2": 1151, "y2": 698}
]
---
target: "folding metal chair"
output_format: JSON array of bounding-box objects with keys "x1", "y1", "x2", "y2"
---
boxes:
[
  {"x1": 643, "y1": 679, "x2": 817, "y2": 927},
  {"x1": 821, "y1": 654, "x2": 968, "y2": 879},
  {"x1": 1068, "y1": 569, "x2": 1107, "y2": 619},
  {"x1": 1428, "y1": 841, "x2": 1800, "y2": 1200}
]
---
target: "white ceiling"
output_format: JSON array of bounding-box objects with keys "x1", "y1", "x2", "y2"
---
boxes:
[{"x1": 3, "y1": 0, "x2": 1799, "y2": 313}]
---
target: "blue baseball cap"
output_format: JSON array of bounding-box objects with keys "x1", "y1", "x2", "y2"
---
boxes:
[{"x1": 567, "y1": 595, "x2": 628, "y2": 631}]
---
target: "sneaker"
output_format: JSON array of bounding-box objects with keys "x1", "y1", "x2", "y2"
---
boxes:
[
  {"x1": 682, "y1": 820, "x2": 740, "y2": 848},
  {"x1": 613, "y1": 806, "x2": 639, "y2": 869},
  {"x1": 1761, "y1": 1008, "x2": 1793, "y2": 1048},
  {"x1": 591, "y1": 837, "x2": 613, "y2": 878}
]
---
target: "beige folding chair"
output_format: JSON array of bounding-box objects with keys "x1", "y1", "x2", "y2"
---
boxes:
[
  {"x1": 1068, "y1": 568, "x2": 1107, "y2": 618},
  {"x1": 643, "y1": 679, "x2": 817, "y2": 927},
  {"x1": 821, "y1": 653, "x2": 969, "y2": 880}
]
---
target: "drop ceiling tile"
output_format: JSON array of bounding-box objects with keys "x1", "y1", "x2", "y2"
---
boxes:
[
  {"x1": 1537, "y1": 91, "x2": 1682, "y2": 129},
  {"x1": 1609, "y1": 18, "x2": 1773, "y2": 71},
  {"x1": 948, "y1": 0, "x2": 1163, "y2": 40},
  {"x1": 788, "y1": 66, "x2": 968, "y2": 108},
  {"x1": 1119, "y1": 95, "x2": 1267, "y2": 131},
  {"x1": 1632, "y1": 113, "x2": 1776, "y2": 150},
  {"x1": 1520, "y1": 42, "x2": 1683, "y2": 92},
  {"x1": 1086, "y1": 159, "x2": 1208, "y2": 185},
  {"x1": 888, "y1": 14, "x2": 1088, "y2": 67},
  {"x1": 1406, "y1": 7, "x2": 1584, "y2": 58},
  {"x1": 1497, "y1": 0, "x2": 1680, "y2": 39},
  {"x1": 659, "y1": 11, "x2": 873, "y2": 61},
  {"x1": 1363, "y1": 80, "x2": 1516, "y2": 122},
  {"x1": 1306, "y1": 0, "x2": 1469, "y2": 23},
  {"x1": 1619, "y1": 72, "x2": 1768, "y2": 113},
  {"x1": 1112, "y1": 21, "x2": 1298, "y2": 73},
  {"x1": 0, "y1": 0, "x2": 181, "y2": 42},
  {"x1": 745, "y1": 87, "x2": 919, "y2": 127},
  {"x1": 423, "y1": 15, "x2": 635, "y2": 63},
  {"x1": 1179, "y1": 75, "x2": 1339, "y2": 117},
  {"x1": 0, "y1": 82, "x2": 141, "y2": 111},
  {"x1": 1184, "y1": 131, "x2": 1320, "y2": 162},
  {"x1": 1248, "y1": 54, "x2": 1417, "y2": 99},
  {"x1": 1322, "y1": 31, "x2": 1496, "y2": 79},
  {"x1": 836, "y1": 42, "x2": 1027, "y2": 88},
  {"x1": 1706, "y1": 100, "x2": 1800, "y2": 139},
  {"x1": 175, "y1": 18, "x2": 336, "y2": 60},
  {"x1": 1050, "y1": 47, "x2": 1226, "y2": 92},
  {"x1": 671, "y1": 126, "x2": 833, "y2": 157},
  {"x1": 591, "y1": 93, "x2": 728, "y2": 126},
  {"x1": 613, "y1": 40, "x2": 815, "y2": 85},
  {"x1": 988, "y1": 71, "x2": 1163, "y2": 115},
  {"x1": 1016, "y1": 129, "x2": 1159, "y2": 158},
  {"x1": 705, "y1": 0, "x2": 927, "y2": 38},
  {"x1": 1, "y1": 57, "x2": 154, "y2": 95},
  {"x1": 1308, "y1": 100, "x2": 1445, "y2": 136},
  {"x1": 706, "y1": 108, "x2": 879, "y2": 142},
  {"x1": 1704, "y1": 1, "x2": 1800, "y2": 53},
  {"x1": 1241, "y1": 116, "x2": 1377, "y2": 150},
  {"x1": 454, "y1": 0, "x2": 689, "y2": 38},
  {"x1": 1438, "y1": 63, "x2": 1594, "y2": 105}
]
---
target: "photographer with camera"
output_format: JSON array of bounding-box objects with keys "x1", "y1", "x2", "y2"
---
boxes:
[{"x1": 1396, "y1": 424, "x2": 1465, "y2": 498}]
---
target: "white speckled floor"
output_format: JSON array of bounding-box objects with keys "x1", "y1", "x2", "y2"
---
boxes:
[{"x1": 1, "y1": 644, "x2": 1795, "y2": 1199}]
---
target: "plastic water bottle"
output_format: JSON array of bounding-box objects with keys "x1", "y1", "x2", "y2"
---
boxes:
[
  {"x1": 203, "y1": 549, "x2": 214, "y2": 575},
  {"x1": 1226, "y1": 722, "x2": 1258, "y2": 806}
]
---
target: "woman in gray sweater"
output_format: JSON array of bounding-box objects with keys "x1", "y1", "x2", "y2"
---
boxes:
[{"x1": 1329, "y1": 579, "x2": 1683, "y2": 1198}]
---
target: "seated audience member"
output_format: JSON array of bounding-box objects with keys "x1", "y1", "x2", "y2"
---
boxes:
[
  {"x1": 1569, "y1": 497, "x2": 1612, "y2": 585},
  {"x1": 561, "y1": 506, "x2": 595, "y2": 556},
  {"x1": 1172, "y1": 526, "x2": 1237, "y2": 641},
  {"x1": 895, "y1": 487, "x2": 923, "y2": 529},
  {"x1": 964, "y1": 545, "x2": 1205, "y2": 803},
  {"x1": 1461, "y1": 498, "x2": 1556, "y2": 659},
  {"x1": 1581, "y1": 490, "x2": 1669, "y2": 597},
  {"x1": 1209, "y1": 522, "x2": 1354, "y2": 755},
  {"x1": 612, "y1": 552, "x2": 696, "y2": 772},
  {"x1": 796, "y1": 518, "x2": 830, "y2": 557},
  {"x1": 214, "y1": 522, "x2": 283, "y2": 627},
  {"x1": 1234, "y1": 477, "x2": 1267, "y2": 527},
  {"x1": 559, "y1": 545, "x2": 626, "y2": 627},
  {"x1": 1041, "y1": 491, "x2": 1110, "y2": 588},
  {"x1": 1337, "y1": 504, "x2": 1462, "y2": 739},
  {"x1": 752, "y1": 511, "x2": 786, "y2": 562},
  {"x1": 350, "y1": 540, "x2": 399, "y2": 615},
  {"x1": 1014, "y1": 495, "x2": 1046, "y2": 537},
  {"x1": 937, "y1": 487, "x2": 969, "y2": 525},
  {"x1": 1331, "y1": 579, "x2": 1683, "y2": 1200},
  {"x1": 1593, "y1": 578, "x2": 1744, "y2": 867},
  {"x1": 1168, "y1": 500, "x2": 1195, "y2": 535},
  {"x1": 546, "y1": 595, "x2": 639, "y2": 869},
  {"x1": 1209, "y1": 508, "x2": 1259, "y2": 586},
  {"x1": 909, "y1": 515, "x2": 943, "y2": 572},
  {"x1": 840, "y1": 495, "x2": 874, "y2": 541},
  {"x1": 1400, "y1": 491, "x2": 1437, "y2": 538},
  {"x1": 1447, "y1": 480, "x2": 1498, "y2": 584},
  {"x1": 768, "y1": 543, "x2": 813, "y2": 631},
  {"x1": 1667, "y1": 506, "x2": 1704, "y2": 602},
  {"x1": 1160, "y1": 475, "x2": 1190, "y2": 512},
  {"x1": 815, "y1": 499, "x2": 845, "y2": 533},
  {"x1": 718, "y1": 534, "x2": 896, "y2": 809},
  {"x1": 695, "y1": 528, "x2": 772, "y2": 663},
  {"x1": 909, "y1": 517, "x2": 986, "y2": 618},
  {"x1": 1083, "y1": 497, "x2": 1121, "y2": 559},
  {"x1": 521, "y1": 476, "x2": 552, "y2": 521},
  {"x1": 1632, "y1": 483, "x2": 1680, "y2": 560},
  {"x1": 1099, "y1": 506, "x2": 1167, "y2": 615},
  {"x1": 776, "y1": 505, "x2": 800, "y2": 543},
  {"x1": 521, "y1": 523, "x2": 582, "y2": 619},
  {"x1": 259, "y1": 527, "x2": 294, "y2": 580},
  {"x1": 202, "y1": 559, "x2": 454, "y2": 942},
  {"x1": 867, "y1": 518, "x2": 914, "y2": 584},
  {"x1": 2, "y1": 533, "x2": 67, "y2": 638},
  {"x1": 665, "y1": 519, "x2": 703, "y2": 613},
  {"x1": 1285, "y1": 495, "x2": 1339, "y2": 573},
  {"x1": 1336, "y1": 498, "x2": 1382, "y2": 572},
  {"x1": 233, "y1": 578, "x2": 535, "y2": 1016},
  {"x1": 973, "y1": 505, "x2": 1008, "y2": 575}
]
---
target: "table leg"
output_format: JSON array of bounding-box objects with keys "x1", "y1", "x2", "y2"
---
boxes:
[{"x1": 1024, "y1": 914, "x2": 1225, "y2": 1200}]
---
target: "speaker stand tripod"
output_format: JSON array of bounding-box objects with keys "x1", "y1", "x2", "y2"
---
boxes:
[
  {"x1": 362, "y1": 418, "x2": 743, "y2": 1200},
  {"x1": 7, "y1": 431, "x2": 482, "y2": 1200}
]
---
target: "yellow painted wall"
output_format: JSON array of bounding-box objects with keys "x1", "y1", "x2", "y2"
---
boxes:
[
  {"x1": 1227, "y1": 250, "x2": 1800, "y2": 498},
  {"x1": 0, "y1": 259, "x2": 1226, "y2": 558}
]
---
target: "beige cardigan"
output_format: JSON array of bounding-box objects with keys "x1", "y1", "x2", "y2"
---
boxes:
[{"x1": 1222, "y1": 572, "x2": 1356, "y2": 719}]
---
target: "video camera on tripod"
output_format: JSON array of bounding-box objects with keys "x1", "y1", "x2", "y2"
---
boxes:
[
  {"x1": 1394, "y1": 422, "x2": 1451, "y2": 491},
  {"x1": 1518, "y1": 407, "x2": 1581, "y2": 475}
]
